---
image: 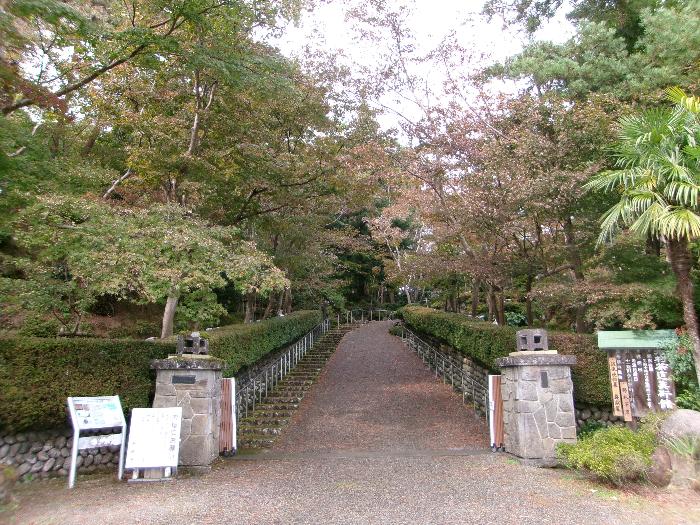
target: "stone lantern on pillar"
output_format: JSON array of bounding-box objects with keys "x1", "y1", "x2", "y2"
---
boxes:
[{"x1": 496, "y1": 329, "x2": 577, "y2": 465}]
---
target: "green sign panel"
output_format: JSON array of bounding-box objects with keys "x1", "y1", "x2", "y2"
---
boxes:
[{"x1": 597, "y1": 330, "x2": 677, "y2": 350}]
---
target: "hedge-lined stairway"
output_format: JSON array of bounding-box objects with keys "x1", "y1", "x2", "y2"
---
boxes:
[{"x1": 237, "y1": 325, "x2": 356, "y2": 449}]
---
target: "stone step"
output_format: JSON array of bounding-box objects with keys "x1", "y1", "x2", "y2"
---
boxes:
[
  {"x1": 254, "y1": 402, "x2": 300, "y2": 410},
  {"x1": 240, "y1": 416, "x2": 290, "y2": 426},
  {"x1": 265, "y1": 395, "x2": 304, "y2": 403},
  {"x1": 238, "y1": 435, "x2": 276, "y2": 448},
  {"x1": 238, "y1": 425, "x2": 283, "y2": 436},
  {"x1": 247, "y1": 412, "x2": 294, "y2": 421}
]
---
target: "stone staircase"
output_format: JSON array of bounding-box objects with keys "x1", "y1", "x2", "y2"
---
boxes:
[{"x1": 237, "y1": 325, "x2": 356, "y2": 449}]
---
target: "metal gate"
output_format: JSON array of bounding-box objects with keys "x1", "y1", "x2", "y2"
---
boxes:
[{"x1": 488, "y1": 374, "x2": 505, "y2": 452}]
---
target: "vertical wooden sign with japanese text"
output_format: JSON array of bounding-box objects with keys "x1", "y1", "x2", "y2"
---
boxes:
[{"x1": 606, "y1": 349, "x2": 675, "y2": 419}]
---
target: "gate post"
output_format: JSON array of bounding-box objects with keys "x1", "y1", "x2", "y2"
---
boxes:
[
  {"x1": 151, "y1": 356, "x2": 224, "y2": 472},
  {"x1": 495, "y1": 330, "x2": 577, "y2": 465}
]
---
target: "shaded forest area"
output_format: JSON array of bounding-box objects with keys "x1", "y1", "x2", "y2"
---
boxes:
[{"x1": 1, "y1": 0, "x2": 700, "y2": 353}]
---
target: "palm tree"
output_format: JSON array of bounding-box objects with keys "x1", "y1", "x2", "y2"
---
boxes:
[{"x1": 584, "y1": 87, "x2": 700, "y2": 385}]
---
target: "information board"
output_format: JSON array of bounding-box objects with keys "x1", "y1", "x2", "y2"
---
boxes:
[
  {"x1": 70, "y1": 396, "x2": 124, "y2": 430},
  {"x1": 608, "y1": 349, "x2": 676, "y2": 419},
  {"x1": 66, "y1": 396, "x2": 126, "y2": 489},
  {"x1": 125, "y1": 407, "x2": 182, "y2": 469}
]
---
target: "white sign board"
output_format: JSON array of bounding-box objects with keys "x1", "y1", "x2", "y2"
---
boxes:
[
  {"x1": 67, "y1": 396, "x2": 127, "y2": 489},
  {"x1": 125, "y1": 407, "x2": 182, "y2": 470}
]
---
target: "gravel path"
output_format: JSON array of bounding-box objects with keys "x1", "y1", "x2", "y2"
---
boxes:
[
  {"x1": 272, "y1": 320, "x2": 488, "y2": 453},
  {"x1": 3, "y1": 321, "x2": 698, "y2": 525}
]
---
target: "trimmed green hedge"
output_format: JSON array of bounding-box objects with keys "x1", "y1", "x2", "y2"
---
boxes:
[
  {"x1": 0, "y1": 338, "x2": 174, "y2": 433},
  {"x1": 208, "y1": 310, "x2": 322, "y2": 376},
  {"x1": 0, "y1": 310, "x2": 323, "y2": 433},
  {"x1": 398, "y1": 306, "x2": 611, "y2": 407}
]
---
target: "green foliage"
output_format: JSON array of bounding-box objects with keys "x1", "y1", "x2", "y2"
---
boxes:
[
  {"x1": 208, "y1": 310, "x2": 322, "y2": 376},
  {"x1": 0, "y1": 337, "x2": 174, "y2": 433},
  {"x1": 558, "y1": 425, "x2": 656, "y2": 485},
  {"x1": 585, "y1": 88, "x2": 700, "y2": 244},
  {"x1": 577, "y1": 420, "x2": 606, "y2": 439},
  {"x1": 505, "y1": 311, "x2": 527, "y2": 327},
  {"x1": 398, "y1": 306, "x2": 611, "y2": 406},
  {"x1": 662, "y1": 329, "x2": 700, "y2": 409},
  {"x1": 16, "y1": 316, "x2": 61, "y2": 337}
]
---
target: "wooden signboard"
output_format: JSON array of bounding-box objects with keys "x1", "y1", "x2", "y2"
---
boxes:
[
  {"x1": 125, "y1": 407, "x2": 182, "y2": 481},
  {"x1": 598, "y1": 331, "x2": 677, "y2": 419}
]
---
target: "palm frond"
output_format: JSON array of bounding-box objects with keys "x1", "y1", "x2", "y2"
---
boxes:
[
  {"x1": 667, "y1": 86, "x2": 700, "y2": 115},
  {"x1": 657, "y1": 207, "x2": 700, "y2": 240},
  {"x1": 629, "y1": 202, "x2": 667, "y2": 237},
  {"x1": 597, "y1": 200, "x2": 632, "y2": 245},
  {"x1": 665, "y1": 180, "x2": 700, "y2": 207}
]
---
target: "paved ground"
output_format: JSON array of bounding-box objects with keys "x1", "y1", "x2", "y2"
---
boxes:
[{"x1": 3, "y1": 321, "x2": 699, "y2": 525}]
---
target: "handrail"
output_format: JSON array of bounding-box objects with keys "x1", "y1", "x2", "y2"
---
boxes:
[
  {"x1": 335, "y1": 308, "x2": 396, "y2": 327},
  {"x1": 234, "y1": 318, "x2": 331, "y2": 423},
  {"x1": 398, "y1": 324, "x2": 488, "y2": 418}
]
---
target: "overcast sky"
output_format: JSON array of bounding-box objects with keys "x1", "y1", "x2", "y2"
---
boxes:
[{"x1": 274, "y1": 0, "x2": 575, "y2": 131}]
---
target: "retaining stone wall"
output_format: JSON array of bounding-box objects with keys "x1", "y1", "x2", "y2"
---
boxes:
[
  {"x1": 0, "y1": 428, "x2": 120, "y2": 481},
  {"x1": 575, "y1": 405, "x2": 627, "y2": 428}
]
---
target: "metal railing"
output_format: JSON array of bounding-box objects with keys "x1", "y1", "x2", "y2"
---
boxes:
[
  {"x1": 234, "y1": 318, "x2": 331, "y2": 423},
  {"x1": 399, "y1": 325, "x2": 488, "y2": 417},
  {"x1": 335, "y1": 308, "x2": 396, "y2": 327}
]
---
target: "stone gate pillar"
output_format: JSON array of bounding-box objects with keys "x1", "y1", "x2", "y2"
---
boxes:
[
  {"x1": 496, "y1": 330, "x2": 577, "y2": 465},
  {"x1": 151, "y1": 356, "x2": 223, "y2": 471}
]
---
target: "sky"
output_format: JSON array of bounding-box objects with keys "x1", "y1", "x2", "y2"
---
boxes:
[{"x1": 273, "y1": 0, "x2": 575, "y2": 131}]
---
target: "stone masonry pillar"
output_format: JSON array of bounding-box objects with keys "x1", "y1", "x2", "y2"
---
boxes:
[
  {"x1": 151, "y1": 357, "x2": 223, "y2": 471},
  {"x1": 496, "y1": 348, "x2": 577, "y2": 465}
]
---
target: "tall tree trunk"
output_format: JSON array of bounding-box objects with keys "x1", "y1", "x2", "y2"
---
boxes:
[
  {"x1": 496, "y1": 291, "x2": 506, "y2": 326},
  {"x1": 667, "y1": 237, "x2": 700, "y2": 386},
  {"x1": 487, "y1": 284, "x2": 496, "y2": 322},
  {"x1": 471, "y1": 279, "x2": 480, "y2": 317},
  {"x1": 388, "y1": 289, "x2": 395, "y2": 304},
  {"x1": 525, "y1": 273, "x2": 534, "y2": 326},
  {"x1": 283, "y1": 288, "x2": 293, "y2": 314},
  {"x1": 161, "y1": 293, "x2": 179, "y2": 339},
  {"x1": 262, "y1": 292, "x2": 276, "y2": 319},
  {"x1": 244, "y1": 291, "x2": 257, "y2": 323},
  {"x1": 563, "y1": 217, "x2": 588, "y2": 332}
]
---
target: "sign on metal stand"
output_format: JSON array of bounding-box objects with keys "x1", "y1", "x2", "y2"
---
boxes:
[
  {"x1": 125, "y1": 407, "x2": 182, "y2": 481},
  {"x1": 67, "y1": 396, "x2": 127, "y2": 489}
]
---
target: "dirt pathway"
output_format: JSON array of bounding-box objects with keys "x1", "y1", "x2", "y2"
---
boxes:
[{"x1": 3, "y1": 321, "x2": 698, "y2": 525}]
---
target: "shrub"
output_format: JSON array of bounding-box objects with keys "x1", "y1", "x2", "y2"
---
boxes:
[
  {"x1": 557, "y1": 426, "x2": 656, "y2": 485},
  {"x1": 398, "y1": 306, "x2": 611, "y2": 406},
  {"x1": 0, "y1": 337, "x2": 174, "y2": 433},
  {"x1": 207, "y1": 310, "x2": 322, "y2": 376},
  {"x1": 0, "y1": 310, "x2": 322, "y2": 433},
  {"x1": 662, "y1": 329, "x2": 700, "y2": 410}
]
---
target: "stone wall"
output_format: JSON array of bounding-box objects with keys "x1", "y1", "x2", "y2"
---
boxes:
[
  {"x1": 0, "y1": 428, "x2": 120, "y2": 481},
  {"x1": 575, "y1": 405, "x2": 626, "y2": 428}
]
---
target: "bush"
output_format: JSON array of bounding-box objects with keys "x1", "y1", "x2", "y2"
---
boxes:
[
  {"x1": 0, "y1": 337, "x2": 174, "y2": 433},
  {"x1": 0, "y1": 310, "x2": 322, "y2": 433},
  {"x1": 207, "y1": 310, "x2": 322, "y2": 376},
  {"x1": 662, "y1": 329, "x2": 700, "y2": 410},
  {"x1": 398, "y1": 306, "x2": 611, "y2": 406},
  {"x1": 557, "y1": 426, "x2": 656, "y2": 485},
  {"x1": 17, "y1": 316, "x2": 61, "y2": 337}
]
